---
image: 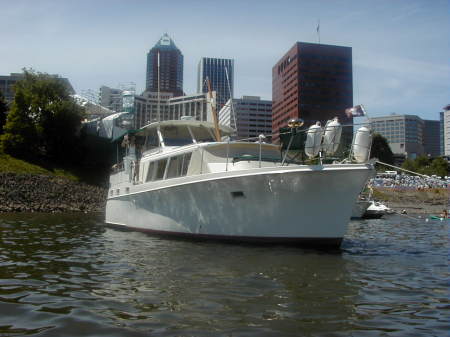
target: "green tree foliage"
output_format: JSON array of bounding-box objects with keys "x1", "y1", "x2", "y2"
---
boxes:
[
  {"x1": 0, "y1": 92, "x2": 8, "y2": 135},
  {"x1": 402, "y1": 155, "x2": 449, "y2": 177},
  {"x1": 0, "y1": 70, "x2": 85, "y2": 163},
  {"x1": 370, "y1": 133, "x2": 394, "y2": 164},
  {"x1": 428, "y1": 157, "x2": 449, "y2": 177},
  {"x1": 1, "y1": 89, "x2": 38, "y2": 158}
]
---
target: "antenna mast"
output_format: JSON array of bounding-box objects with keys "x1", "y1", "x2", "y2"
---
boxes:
[
  {"x1": 225, "y1": 67, "x2": 236, "y2": 130},
  {"x1": 206, "y1": 78, "x2": 221, "y2": 142},
  {"x1": 157, "y1": 51, "x2": 160, "y2": 122}
]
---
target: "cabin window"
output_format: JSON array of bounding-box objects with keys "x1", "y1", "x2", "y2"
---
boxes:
[
  {"x1": 166, "y1": 156, "x2": 181, "y2": 179},
  {"x1": 166, "y1": 152, "x2": 192, "y2": 179},
  {"x1": 155, "y1": 159, "x2": 167, "y2": 180},
  {"x1": 181, "y1": 153, "x2": 192, "y2": 176},
  {"x1": 161, "y1": 125, "x2": 193, "y2": 146},
  {"x1": 146, "y1": 162, "x2": 155, "y2": 182}
]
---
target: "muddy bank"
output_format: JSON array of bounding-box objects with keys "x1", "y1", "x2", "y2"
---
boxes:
[
  {"x1": 0, "y1": 173, "x2": 107, "y2": 213},
  {"x1": 373, "y1": 188, "x2": 449, "y2": 214}
]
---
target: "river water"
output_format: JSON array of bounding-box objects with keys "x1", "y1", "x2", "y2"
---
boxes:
[{"x1": 0, "y1": 213, "x2": 448, "y2": 336}]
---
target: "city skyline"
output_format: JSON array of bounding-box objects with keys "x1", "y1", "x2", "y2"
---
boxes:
[{"x1": 0, "y1": 0, "x2": 448, "y2": 121}]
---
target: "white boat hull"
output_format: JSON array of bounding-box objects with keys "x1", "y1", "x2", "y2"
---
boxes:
[{"x1": 106, "y1": 164, "x2": 373, "y2": 246}]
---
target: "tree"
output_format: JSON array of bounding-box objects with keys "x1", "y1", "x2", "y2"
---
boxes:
[
  {"x1": 401, "y1": 155, "x2": 449, "y2": 177},
  {"x1": 0, "y1": 89, "x2": 38, "y2": 158},
  {"x1": 0, "y1": 91, "x2": 8, "y2": 135},
  {"x1": 428, "y1": 157, "x2": 449, "y2": 177},
  {"x1": 370, "y1": 133, "x2": 394, "y2": 164},
  {"x1": 0, "y1": 69, "x2": 85, "y2": 162}
]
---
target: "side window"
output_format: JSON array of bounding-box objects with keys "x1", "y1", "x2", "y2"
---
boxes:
[
  {"x1": 146, "y1": 162, "x2": 155, "y2": 182},
  {"x1": 181, "y1": 153, "x2": 192, "y2": 176},
  {"x1": 166, "y1": 156, "x2": 181, "y2": 179},
  {"x1": 155, "y1": 159, "x2": 167, "y2": 180}
]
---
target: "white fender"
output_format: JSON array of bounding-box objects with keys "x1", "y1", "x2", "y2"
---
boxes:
[
  {"x1": 352, "y1": 126, "x2": 372, "y2": 163},
  {"x1": 305, "y1": 122, "x2": 323, "y2": 158},
  {"x1": 322, "y1": 117, "x2": 342, "y2": 155}
]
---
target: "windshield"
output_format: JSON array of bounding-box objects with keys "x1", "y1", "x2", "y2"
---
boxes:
[{"x1": 160, "y1": 125, "x2": 194, "y2": 146}]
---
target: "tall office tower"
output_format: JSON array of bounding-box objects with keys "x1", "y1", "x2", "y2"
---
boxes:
[
  {"x1": 146, "y1": 34, "x2": 183, "y2": 97},
  {"x1": 197, "y1": 57, "x2": 234, "y2": 112},
  {"x1": 219, "y1": 96, "x2": 272, "y2": 140},
  {"x1": 272, "y1": 42, "x2": 353, "y2": 143}
]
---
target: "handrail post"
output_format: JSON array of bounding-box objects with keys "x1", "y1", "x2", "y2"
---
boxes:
[
  {"x1": 258, "y1": 134, "x2": 264, "y2": 168},
  {"x1": 226, "y1": 139, "x2": 230, "y2": 172},
  {"x1": 200, "y1": 146, "x2": 204, "y2": 174},
  {"x1": 281, "y1": 134, "x2": 293, "y2": 166}
]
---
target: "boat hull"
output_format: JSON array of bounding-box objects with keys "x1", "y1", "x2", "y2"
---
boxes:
[
  {"x1": 105, "y1": 164, "x2": 373, "y2": 246},
  {"x1": 351, "y1": 200, "x2": 371, "y2": 219}
]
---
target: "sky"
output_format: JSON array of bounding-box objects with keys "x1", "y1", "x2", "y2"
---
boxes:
[{"x1": 1, "y1": 0, "x2": 449, "y2": 120}]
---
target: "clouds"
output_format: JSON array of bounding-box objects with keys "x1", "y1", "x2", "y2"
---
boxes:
[{"x1": 0, "y1": 0, "x2": 448, "y2": 120}]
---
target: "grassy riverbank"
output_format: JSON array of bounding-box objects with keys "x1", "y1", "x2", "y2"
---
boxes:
[
  {"x1": 0, "y1": 154, "x2": 107, "y2": 213},
  {"x1": 0, "y1": 153, "x2": 79, "y2": 180}
]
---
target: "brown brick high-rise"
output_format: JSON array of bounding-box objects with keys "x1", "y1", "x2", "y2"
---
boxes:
[{"x1": 272, "y1": 42, "x2": 353, "y2": 143}]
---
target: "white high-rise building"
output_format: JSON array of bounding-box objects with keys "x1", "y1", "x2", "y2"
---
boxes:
[{"x1": 443, "y1": 104, "x2": 450, "y2": 156}]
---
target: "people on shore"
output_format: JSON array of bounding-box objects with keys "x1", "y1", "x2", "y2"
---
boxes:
[{"x1": 369, "y1": 174, "x2": 448, "y2": 189}]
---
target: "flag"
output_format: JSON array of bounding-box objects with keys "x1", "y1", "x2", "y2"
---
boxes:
[
  {"x1": 345, "y1": 104, "x2": 366, "y2": 118},
  {"x1": 316, "y1": 21, "x2": 320, "y2": 33}
]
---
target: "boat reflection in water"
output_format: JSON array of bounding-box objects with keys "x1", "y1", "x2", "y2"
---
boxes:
[{"x1": 105, "y1": 117, "x2": 375, "y2": 247}]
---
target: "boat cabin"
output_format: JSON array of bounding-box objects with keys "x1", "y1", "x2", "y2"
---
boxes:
[{"x1": 110, "y1": 119, "x2": 282, "y2": 187}]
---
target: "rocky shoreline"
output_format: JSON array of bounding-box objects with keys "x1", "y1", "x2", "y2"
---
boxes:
[{"x1": 0, "y1": 173, "x2": 107, "y2": 213}]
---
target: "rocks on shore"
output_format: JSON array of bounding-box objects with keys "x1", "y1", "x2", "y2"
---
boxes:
[{"x1": 0, "y1": 173, "x2": 107, "y2": 213}]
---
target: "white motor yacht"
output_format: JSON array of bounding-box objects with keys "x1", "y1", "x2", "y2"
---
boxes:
[{"x1": 105, "y1": 118, "x2": 375, "y2": 247}]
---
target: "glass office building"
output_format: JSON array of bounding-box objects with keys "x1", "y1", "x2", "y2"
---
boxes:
[
  {"x1": 197, "y1": 57, "x2": 234, "y2": 112},
  {"x1": 370, "y1": 115, "x2": 426, "y2": 159}
]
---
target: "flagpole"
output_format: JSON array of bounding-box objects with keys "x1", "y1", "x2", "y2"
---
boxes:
[{"x1": 317, "y1": 19, "x2": 320, "y2": 44}]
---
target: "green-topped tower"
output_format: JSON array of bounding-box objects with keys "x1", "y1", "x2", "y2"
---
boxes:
[{"x1": 146, "y1": 33, "x2": 184, "y2": 96}]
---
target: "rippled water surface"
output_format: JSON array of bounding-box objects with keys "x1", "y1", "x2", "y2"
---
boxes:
[{"x1": 0, "y1": 213, "x2": 448, "y2": 336}]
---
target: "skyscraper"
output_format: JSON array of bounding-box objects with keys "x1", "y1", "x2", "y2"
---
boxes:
[
  {"x1": 197, "y1": 57, "x2": 234, "y2": 112},
  {"x1": 146, "y1": 34, "x2": 183, "y2": 97},
  {"x1": 272, "y1": 42, "x2": 353, "y2": 143}
]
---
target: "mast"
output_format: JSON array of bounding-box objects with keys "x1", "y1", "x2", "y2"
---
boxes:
[
  {"x1": 206, "y1": 78, "x2": 221, "y2": 142},
  {"x1": 225, "y1": 67, "x2": 236, "y2": 130},
  {"x1": 157, "y1": 51, "x2": 161, "y2": 122}
]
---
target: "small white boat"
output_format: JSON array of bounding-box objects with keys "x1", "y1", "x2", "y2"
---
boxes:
[
  {"x1": 363, "y1": 201, "x2": 391, "y2": 219},
  {"x1": 105, "y1": 118, "x2": 375, "y2": 247}
]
